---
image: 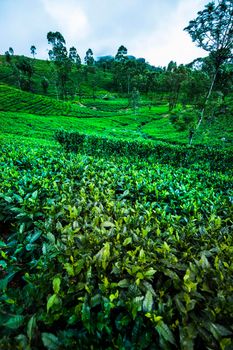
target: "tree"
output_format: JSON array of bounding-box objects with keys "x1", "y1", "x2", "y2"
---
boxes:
[
  {"x1": 184, "y1": 0, "x2": 233, "y2": 142},
  {"x1": 96, "y1": 56, "x2": 114, "y2": 71},
  {"x1": 30, "y1": 45, "x2": 37, "y2": 58},
  {"x1": 214, "y1": 61, "x2": 233, "y2": 98},
  {"x1": 130, "y1": 87, "x2": 140, "y2": 114},
  {"x1": 16, "y1": 56, "x2": 34, "y2": 91},
  {"x1": 162, "y1": 63, "x2": 188, "y2": 111},
  {"x1": 180, "y1": 69, "x2": 209, "y2": 107},
  {"x1": 5, "y1": 47, "x2": 14, "y2": 63},
  {"x1": 9, "y1": 47, "x2": 14, "y2": 56},
  {"x1": 16, "y1": 56, "x2": 33, "y2": 78},
  {"x1": 115, "y1": 45, "x2": 128, "y2": 62},
  {"x1": 47, "y1": 31, "x2": 66, "y2": 48},
  {"x1": 47, "y1": 31, "x2": 67, "y2": 63},
  {"x1": 84, "y1": 48, "x2": 94, "y2": 66},
  {"x1": 113, "y1": 46, "x2": 129, "y2": 93},
  {"x1": 69, "y1": 46, "x2": 81, "y2": 66},
  {"x1": 41, "y1": 77, "x2": 49, "y2": 94},
  {"x1": 47, "y1": 31, "x2": 73, "y2": 99},
  {"x1": 5, "y1": 51, "x2": 11, "y2": 64},
  {"x1": 167, "y1": 60, "x2": 177, "y2": 72}
]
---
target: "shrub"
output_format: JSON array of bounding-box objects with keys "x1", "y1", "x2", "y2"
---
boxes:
[{"x1": 54, "y1": 130, "x2": 233, "y2": 172}]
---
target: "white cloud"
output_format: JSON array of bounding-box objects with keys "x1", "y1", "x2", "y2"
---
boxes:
[
  {"x1": 41, "y1": 0, "x2": 90, "y2": 40},
  {"x1": 128, "y1": 0, "x2": 209, "y2": 66},
  {"x1": 0, "y1": 0, "x2": 211, "y2": 65}
]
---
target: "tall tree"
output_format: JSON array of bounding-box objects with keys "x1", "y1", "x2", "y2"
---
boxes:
[
  {"x1": 130, "y1": 87, "x2": 140, "y2": 114},
  {"x1": 47, "y1": 31, "x2": 68, "y2": 64},
  {"x1": 47, "y1": 31, "x2": 72, "y2": 99},
  {"x1": 115, "y1": 45, "x2": 128, "y2": 62},
  {"x1": 5, "y1": 47, "x2": 14, "y2": 63},
  {"x1": 16, "y1": 56, "x2": 34, "y2": 91},
  {"x1": 47, "y1": 31, "x2": 66, "y2": 49},
  {"x1": 9, "y1": 47, "x2": 14, "y2": 56},
  {"x1": 5, "y1": 51, "x2": 11, "y2": 64},
  {"x1": 69, "y1": 46, "x2": 81, "y2": 66},
  {"x1": 84, "y1": 48, "x2": 94, "y2": 66},
  {"x1": 30, "y1": 45, "x2": 37, "y2": 58},
  {"x1": 184, "y1": 0, "x2": 233, "y2": 141},
  {"x1": 41, "y1": 77, "x2": 49, "y2": 94}
]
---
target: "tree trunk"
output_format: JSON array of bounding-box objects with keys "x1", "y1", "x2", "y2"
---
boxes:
[
  {"x1": 196, "y1": 70, "x2": 218, "y2": 129},
  {"x1": 189, "y1": 69, "x2": 218, "y2": 145},
  {"x1": 127, "y1": 75, "x2": 130, "y2": 95}
]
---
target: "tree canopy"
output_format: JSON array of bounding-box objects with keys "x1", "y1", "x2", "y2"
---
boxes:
[
  {"x1": 184, "y1": 0, "x2": 233, "y2": 68},
  {"x1": 184, "y1": 0, "x2": 233, "y2": 139}
]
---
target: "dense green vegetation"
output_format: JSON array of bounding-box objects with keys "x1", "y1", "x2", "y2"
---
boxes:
[
  {"x1": 0, "y1": 83, "x2": 232, "y2": 147},
  {"x1": 0, "y1": 1, "x2": 233, "y2": 348},
  {"x1": 54, "y1": 130, "x2": 232, "y2": 172},
  {"x1": 0, "y1": 143, "x2": 232, "y2": 349},
  {"x1": 0, "y1": 84, "x2": 112, "y2": 118}
]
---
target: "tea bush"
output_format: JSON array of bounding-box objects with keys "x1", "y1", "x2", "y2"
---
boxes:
[
  {"x1": 54, "y1": 129, "x2": 233, "y2": 172},
  {"x1": 0, "y1": 84, "x2": 112, "y2": 118},
  {"x1": 0, "y1": 143, "x2": 232, "y2": 349}
]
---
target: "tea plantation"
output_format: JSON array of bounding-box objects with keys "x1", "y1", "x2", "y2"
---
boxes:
[
  {"x1": 0, "y1": 84, "x2": 112, "y2": 118},
  {"x1": 0, "y1": 129, "x2": 233, "y2": 350},
  {"x1": 2, "y1": 0, "x2": 233, "y2": 343},
  {"x1": 0, "y1": 65, "x2": 233, "y2": 349}
]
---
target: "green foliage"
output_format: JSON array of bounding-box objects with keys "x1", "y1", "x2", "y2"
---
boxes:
[
  {"x1": 0, "y1": 84, "x2": 111, "y2": 117},
  {"x1": 184, "y1": 0, "x2": 233, "y2": 57},
  {"x1": 0, "y1": 20, "x2": 232, "y2": 349},
  {"x1": 0, "y1": 54, "x2": 113, "y2": 99},
  {"x1": 0, "y1": 142, "x2": 232, "y2": 349},
  {"x1": 54, "y1": 129, "x2": 233, "y2": 172},
  {"x1": 170, "y1": 107, "x2": 198, "y2": 131}
]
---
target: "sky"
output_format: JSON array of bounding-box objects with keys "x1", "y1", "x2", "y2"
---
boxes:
[{"x1": 0, "y1": 0, "x2": 211, "y2": 67}]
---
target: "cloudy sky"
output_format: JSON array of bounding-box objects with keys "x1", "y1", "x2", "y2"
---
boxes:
[{"x1": 0, "y1": 0, "x2": 210, "y2": 66}]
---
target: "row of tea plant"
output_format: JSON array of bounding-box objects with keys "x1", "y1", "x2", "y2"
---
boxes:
[{"x1": 0, "y1": 143, "x2": 232, "y2": 349}]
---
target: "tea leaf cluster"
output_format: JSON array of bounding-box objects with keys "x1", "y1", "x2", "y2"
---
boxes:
[{"x1": 0, "y1": 143, "x2": 232, "y2": 349}]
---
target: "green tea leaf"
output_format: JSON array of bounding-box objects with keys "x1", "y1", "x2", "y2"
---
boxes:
[
  {"x1": 31, "y1": 190, "x2": 38, "y2": 200},
  {"x1": 41, "y1": 332, "x2": 59, "y2": 350},
  {"x1": 220, "y1": 338, "x2": 233, "y2": 350},
  {"x1": 95, "y1": 242, "x2": 111, "y2": 270},
  {"x1": 81, "y1": 300, "x2": 91, "y2": 331},
  {"x1": 4, "y1": 315, "x2": 24, "y2": 329},
  {"x1": 123, "y1": 237, "x2": 132, "y2": 246},
  {"x1": 29, "y1": 229, "x2": 42, "y2": 244},
  {"x1": 179, "y1": 324, "x2": 197, "y2": 350},
  {"x1": 47, "y1": 294, "x2": 58, "y2": 313},
  {"x1": 143, "y1": 290, "x2": 153, "y2": 312},
  {"x1": 27, "y1": 315, "x2": 37, "y2": 342},
  {"x1": 208, "y1": 322, "x2": 232, "y2": 340},
  {"x1": 102, "y1": 221, "x2": 115, "y2": 228},
  {"x1": 118, "y1": 279, "x2": 129, "y2": 288},
  {"x1": 74, "y1": 259, "x2": 84, "y2": 275},
  {"x1": 0, "y1": 260, "x2": 7, "y2": 268},
  {"x1": 156, "y1": 321, "x2": 176, "y2": 345},
  {"x1": 0, "y1": 241, "x2": 7, "y2": 248},
  {"x1": 63, "y1": 263, "x2": 75, "y2": 276},
  {"x1": 144, "y1": 268, "x2": 156, "y2": 277},
  {"x1": 15, "y1": 334, "x2": 28, "y2": 349},
  {"x1": 53, "y1": 277, "x2": 61, "y2": 294}
]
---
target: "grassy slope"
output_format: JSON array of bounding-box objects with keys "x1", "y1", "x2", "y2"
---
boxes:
[
  {"x1": 0, "y1": 84, "x2": 113, "y2": 118},
  {"x1": 0, "y1": 55, "x2": 232, "y2": 148},
  {"x1": 0, "y1": 83, "x2": 191, "y2": 145}
]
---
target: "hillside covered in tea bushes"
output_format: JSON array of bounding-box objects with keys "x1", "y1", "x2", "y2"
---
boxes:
[{"x1": 0, "y1": 3, "x2": 233, "y2": 347}]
